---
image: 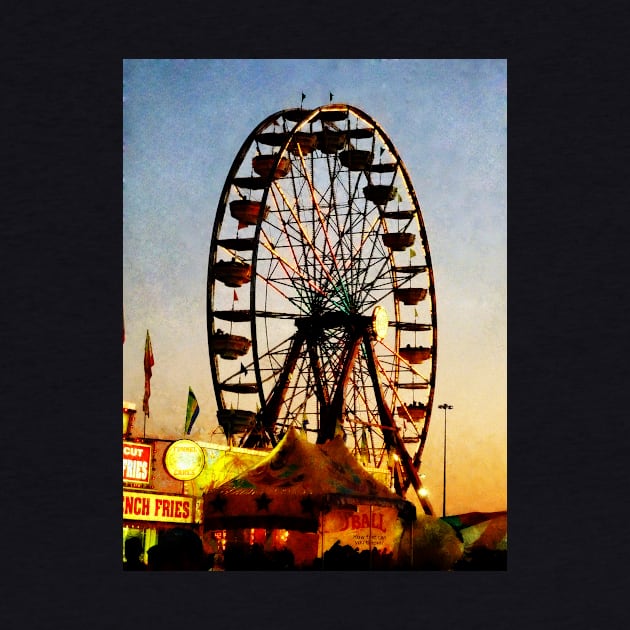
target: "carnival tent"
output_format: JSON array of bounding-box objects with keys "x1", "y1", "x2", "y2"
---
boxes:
[{"x1": 203, "y1": 427, "x2": 415, "y2": 533}]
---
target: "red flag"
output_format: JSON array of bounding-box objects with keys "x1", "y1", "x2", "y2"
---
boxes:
[
  {"x1": 237, "y1": 220, "x2": 248, "y2": 230},
  {"x1": 233, "y1": 290, "x2": 238, "y2": 302},
  {"x1": 143, "y1": 330, "x2": 155, "y2": 415}
]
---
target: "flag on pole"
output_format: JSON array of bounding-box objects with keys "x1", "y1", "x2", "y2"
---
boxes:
[
  {"x1": 185, "y1": 387, "x2": 200, "y2": 435},
  {"x1": 409, "y1": 248, "x2": 417, "y2": 258},
  {"x1": 329, "y1": 92, "x2": 334, "y2": 102},
  {"x1": 233, "y1": 290, "x2": 239, "y2": 302},
  {"x1": 301, "y1": 92, "x2": 306, "y2": 104},
  {"x1": 143, "y1": 330, "x2": 155, "y2": 416}
]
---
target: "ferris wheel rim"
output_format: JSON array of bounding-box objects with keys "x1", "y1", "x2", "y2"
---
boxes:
[{"x1": 207, "y1": 103, "x2": 437, "y2": 504}]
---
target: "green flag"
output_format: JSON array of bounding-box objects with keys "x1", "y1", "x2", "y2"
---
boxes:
[{"x1": 185, "y1": 387, "x2": 200, "y2": 435}]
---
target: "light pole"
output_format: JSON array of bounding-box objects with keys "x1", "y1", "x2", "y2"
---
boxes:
[{"x1": 438, "y1": 403, "x2": 453, "y2": 517}]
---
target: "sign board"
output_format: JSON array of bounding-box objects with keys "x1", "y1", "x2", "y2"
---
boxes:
[
  {"x1": 322, "y1": 505, "x2": 401, "y2": 553},
  {"x1": 123, "y1": 490, "x2": 196, "y2": 523},
  {"x1": 164, "y1": 439, "x2": 205, "y2": 480},
  {"x1": 123, "y1": 441, "x2": 152, "y2": 485}
]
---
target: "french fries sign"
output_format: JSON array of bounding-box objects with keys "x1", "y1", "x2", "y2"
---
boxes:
[{"x1": 123, "y1": 441, "x2": 152, "y2": 484}]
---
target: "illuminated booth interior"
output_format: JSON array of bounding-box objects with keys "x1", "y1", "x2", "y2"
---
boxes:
[{"x1": 202, "y1": 427, "x2": 416, "y2": 569}]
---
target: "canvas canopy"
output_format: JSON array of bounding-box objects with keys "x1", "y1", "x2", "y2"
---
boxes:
[{"x1": 203, "y1": 427, "x2": 415, "y2": 532}]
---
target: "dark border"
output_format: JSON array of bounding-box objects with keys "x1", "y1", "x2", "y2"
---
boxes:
[{"x1": 5, "y1": 1, "x2": 619, "y2": 627}]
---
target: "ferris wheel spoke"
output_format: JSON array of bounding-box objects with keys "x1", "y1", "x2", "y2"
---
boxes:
[
  {"x1": 271, "y1": 180, "x2": 338, "y2": 288},
  {"x1": 294, "y1": 145, "x2": 344, "y2": 280},
  {"x1": 354, "y1": 255, "x2": 394, "y2": 310},
  {"x1": 343, "y1": 214, "x2": 381, "y2": 274},
  {"x1": 286, "y1": 153, "x2": 317, "y2": 282},
  {"x1": 342, "y1": 180, "x2": 369, "y2": 263},
  {"x1": 267, "y1": 185, "x2": 311, "y2": 278},
  {"x1": 253, "y1": 310, "x2": 300, "y2": 319},
  {"x1": 292, "y1": 165, "x2": 349, "y2": 299},
  {"x1": 354, "y1": 186, "x2": 382, "y2": 293},
  {"x1": 361, "y1": 229, "x2": 404, "y2": 301},
  {"x1": 340, "y1": 209, "x2": 388, "y2": 304},
  {"x1": 258, "y1": 229, "x2": 328, "y2": 298},
  {"x1": 253, "y1": 267, "x2": 308, "y2": 308},
  {"x1": 327, "y1": 210, "x2": 379, "y2": 311}
]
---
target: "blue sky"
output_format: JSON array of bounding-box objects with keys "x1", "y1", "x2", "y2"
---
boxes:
[{"x1": 123, "y1": 59, "x2": 506, "y2": 514}]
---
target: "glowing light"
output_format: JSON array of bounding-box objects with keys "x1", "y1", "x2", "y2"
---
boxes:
[
  {"x1": 372, "y1": 305, "x2": 389, "y2": 340},
  {"x1": 213, "y1": 530, "x2": 227, "y2": 552}
]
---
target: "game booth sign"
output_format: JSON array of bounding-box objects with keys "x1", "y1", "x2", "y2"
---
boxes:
[
  {"x1": 203, "y1": 427, "x2": 416, "y2": 568},
  {"x1": 123, "y1": 439, "x2": 205, "y2": 525},
  {"x1": 123, "y1": 436, "x2": 206, "y2": 563}
]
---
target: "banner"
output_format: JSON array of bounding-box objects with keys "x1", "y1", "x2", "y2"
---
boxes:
[
  {"x1": 322, "y1": 505, "x2": 402, "y2": 553},
  {"x1": 123, "y1": 490, "x2": 196, "y2": 524}
]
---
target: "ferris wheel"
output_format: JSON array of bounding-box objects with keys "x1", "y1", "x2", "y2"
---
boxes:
[{"x1": 207, "y1": 103, "x2": 437, "y2": 512}]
